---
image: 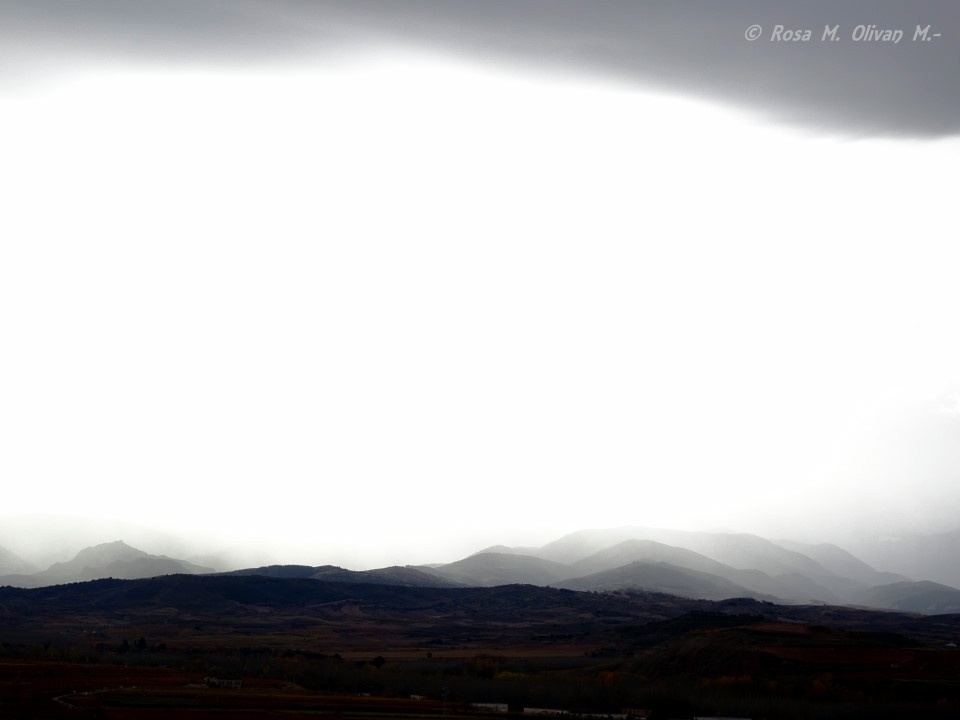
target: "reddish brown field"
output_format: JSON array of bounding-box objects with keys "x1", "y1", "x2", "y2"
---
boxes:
[
  {"x1": 761, "y1": 643, "x2": 960, "y2": 683},
  {"x1": 0, "y1": 659, "x2": 480, "y2": 719},
  {"x1": 6, "y1": 579, "x2": 960, "y2": 718}
]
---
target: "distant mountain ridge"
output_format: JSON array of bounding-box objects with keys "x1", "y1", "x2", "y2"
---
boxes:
[
  {"x1": 5, "y1": 528, "x2": 960, "y2": 617},
  {"x1": 222, "y1": 564, "x2": 461, "y2": 588},
  {"x1": 848, "y1": 529, "x2": 960, "y2": 589},
  {"x1": 414, "y1": 526, "x2": 960, "y2": 616},
  {"x1": 419, "y1": 552, "x2": 571, "y2": 587},
  {"x1": 536, "y1": 527, "x2": 854, "y2": 591},
  {"x1": 848, "y1": 580, "x2": 960, "y2": 615},
  {"x1": 556, "y1": 560, "x2": 781, "y2": 602},
  {"x1": 775, "y1": 539, "x2": 910, "y2": 587},
  {"x1": 0, "y1": 540, "x2": 213, "y2": 588},
  {"x1": 562, "y1": 538, "x2": 832, "y2": 602}
]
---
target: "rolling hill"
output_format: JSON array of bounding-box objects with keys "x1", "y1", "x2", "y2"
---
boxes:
[
  {"x1": 224, "y1": 564, "x2": 461, "y2": 587},
  {"x1": 774, "y1": 539, "x2": 910, "y2": 587},
  {"x1": 415, "y1": 527, "x2": 960, "y2": 612},
  {"x1": 848, "y1": 580, "x2": 960, "y2": 615},
  {"x1": 556, "y1": 560, "x2": 779, "y2": 601},
  {"x1": 4, "y1": 573, "x2": 960, "y2": 719},
  {"x1": 850, "y1": 529, "x2": 960, "y2": 589},
  {"x1": 565, "y1": 539, "x2": 829, "y2": 602},
  {"x1": 419, "y1": 552, "x2": 571, "y2": 587},
  {"x1": 534, "y1": 526, "x2": 848, "y2": 588}
]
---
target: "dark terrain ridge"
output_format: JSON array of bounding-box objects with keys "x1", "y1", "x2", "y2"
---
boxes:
[
  {"x1": 3, "y1": 573, "x2": 960, "y2": 646},
  {"x1": 3, "y1": 574, "x2": 960, "y2": 719}
]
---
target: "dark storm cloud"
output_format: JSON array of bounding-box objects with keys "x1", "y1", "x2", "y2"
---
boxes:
[{"x1": 1, "y1": 0, "x2": 958, "y2": 137}]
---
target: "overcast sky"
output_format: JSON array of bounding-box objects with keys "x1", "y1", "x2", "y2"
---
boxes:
[{"x1": 1, "y1": 1, "x2": 959, "y2": 569}]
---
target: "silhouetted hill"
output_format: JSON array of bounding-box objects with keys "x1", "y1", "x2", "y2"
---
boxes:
[
  {"x1": 0, "y1": 574, "x2": 699, "y2": 626},
  {"x1": 775, "y1": 539, "x2": 910, "y2": 587},
  {"x1": 425, "y1": 552, "x2": 570, "y2": 586},
  {"x1": 223, "y1": 564, "x2": 462, "y2": 587},
  {"x1": 4, "y1": 574, "x2": 960, "y2": 719},
  {"x1": 2, "y1": 574, "x2": 959, "y2": 645},
  {"x1": 470, "y1": 544, "x2": 540, "y2": 557},
  {"x1": 557, "y1": 560, "x2": 779, "y2": 601},
  {"x1": 850, "y1": 580, "x2": 960, "y2": 615},
  {"x1": 536, "y1": 527, "x2": 844, "y2": 585},
  {"x1": 221, "y1": 564, "x2": 320, "y2": 579},
  {"x1": 568, "y1": 539, "x2": 827, "y2": 602},
  {"x1": 852, "y1": 529, "x2": 960, "y2": 589},
  {"x1": 408, "y1": 529, "x2": 960, "y2": 610},
  {"x1": 535, "y1": 527, "x2": 651, "y2": 563},
  {"x1": 314, "y1": 565, "x2": 462, "y2": 587},
  {"x1": 78, "y1": 556, "x2": 212, "y2": 581},
  {"x1": 499, "y1": 527, "x2": 863, "y2": 602}
]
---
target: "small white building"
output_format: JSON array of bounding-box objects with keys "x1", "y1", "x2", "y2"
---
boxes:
[
  {"x1": 523, "y1": 709, "x2": 568, "y2": 715},
  {"x1": 472, "y1": 702, "x2": 509, "y2": 712}
]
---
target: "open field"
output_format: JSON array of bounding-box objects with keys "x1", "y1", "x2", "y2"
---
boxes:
[
  {"x1": 4, "y1": 577, "x2": 960, "y2": 718},
  {"x1": 0, "y1": 659, "x2": 494, "y2": 719}
]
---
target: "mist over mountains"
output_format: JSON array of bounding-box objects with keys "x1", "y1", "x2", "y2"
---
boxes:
[
  {"x1": 6, "y1": 536, "x2": 960, "y2": 720},
  {"x1": 4, "y1": 526, "x2": 960, "y2": 616},
  {"x1": 0, "y1": 545, "x2": 36, "y2": 576},
  {"x1": 0, "y1": 540, "x2": 213, "y2": 589}
]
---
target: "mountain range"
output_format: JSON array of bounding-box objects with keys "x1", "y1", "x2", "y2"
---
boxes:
[
  {"x1": 3, "y1": 527, "x2": 960, "y2": 615},
  {"x1": 0, "y1": 540, "x2": 212, "y2": 588}
]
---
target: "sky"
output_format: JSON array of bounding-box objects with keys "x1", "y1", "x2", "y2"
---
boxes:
[{"x1": 1, "y1": 1, "x2": 959, "y2": 570}]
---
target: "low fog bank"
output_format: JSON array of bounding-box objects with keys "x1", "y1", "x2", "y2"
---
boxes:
[
  {"x1": 3, "y1": 513, "x2": 960, "y2": 583},
  {"x1": 0, "y1": 515, "x2": 283, "y2": 573}
]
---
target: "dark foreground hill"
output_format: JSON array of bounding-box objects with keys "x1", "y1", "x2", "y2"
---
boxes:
[
  {"x1": 2, "y1": 574, "x2": 960, "y2": 647},
  {"x1": 4, "y1": 575, "x2": 960, "y2": 719},
  {"x1": 0, "y1": 574, "x2": 698, "y2": 641},
  {"x1": 220, "y1": 563, "x2": 462, "y2": 587}
]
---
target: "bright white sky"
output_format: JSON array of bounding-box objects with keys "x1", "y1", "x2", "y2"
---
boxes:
[{"x1": 2, "y1": 48, "x2": 958, "y2": 568}]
